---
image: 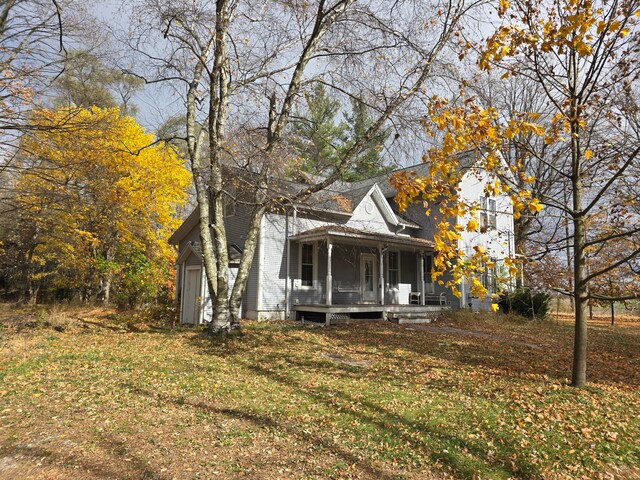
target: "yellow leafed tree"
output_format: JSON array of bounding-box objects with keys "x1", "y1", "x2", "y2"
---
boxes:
[
  {"x1": 391, "y1": 98, "x2": 544, "y2": 310},
  {"x1": 12, "y1": 107, "x2": 190, "y2": 305},
  {"x1": 394, "y1": 0, "x2": 640, "y2": 388}
]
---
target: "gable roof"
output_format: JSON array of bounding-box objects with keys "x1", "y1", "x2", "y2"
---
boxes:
[
  {"x1": 170, "y1": 154, "x2": 487, "y2": 244},
  {"x1": 169, "y1": 209, "x2": 199, "y2": 245},
  {"x1": 175, "y1": 241, "x2": 202, "y2": 264}
]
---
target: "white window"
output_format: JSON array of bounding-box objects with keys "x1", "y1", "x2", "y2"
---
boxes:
[
  {"x1": 479, "y1": 196, "x2": 497, "y2": 230},
  {"x1": 387, "y1": 251, "x2": 399, "y2": 287},
  {"x1": 301, "y1": 243, "x2": 314, "y2": 287},
  {"x1": 488, "y1": 199, "x2": 497, "y2": 229},
  {"x1": 482, "y1": 258, "x2": 497, "y2": 291}
]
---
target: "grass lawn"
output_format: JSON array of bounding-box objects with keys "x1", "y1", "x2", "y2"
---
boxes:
[{"x1": 0, "y1": 306, "x2": 639, "y2": 479}]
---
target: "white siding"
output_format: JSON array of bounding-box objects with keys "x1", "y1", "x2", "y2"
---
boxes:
[
  {"x1": 346, "y1": 194, "x2": 395, "y2": 234},
  {"x1": 457, "y1": 167, "x2": 515, "y2": 310},
  {"x1": 258, "y1": 212, "x2": 333, "y2": 317}
]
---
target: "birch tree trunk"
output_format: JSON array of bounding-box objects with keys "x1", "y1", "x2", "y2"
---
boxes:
[{"x1": 130, "y1": 0, "x2": 476, "y2": 335}]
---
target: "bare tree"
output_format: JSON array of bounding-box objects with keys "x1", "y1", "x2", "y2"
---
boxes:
[
  {"x1": 0, "y1": 0, "x2": 69, "y2": 155},
  {"x1": 124, "y1": 0, "x2": 482, "y2": 333}
]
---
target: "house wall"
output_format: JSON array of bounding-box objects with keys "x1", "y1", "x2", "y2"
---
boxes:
[
  {"x1": 457, "y1": 167, "x2": 515, "y2": 311},
  {"x1": 173, "y1": 167, "x2": 510, "y2": 321},
  {"x1": 383, "y1": 168, "x2": 514, "y2": 310},
  {"x1": 386, "y1": 198, "x2": 457, "y2": 306},
  {"x1": 384, "y1": 250, "x2": 417, "y2": 304},
  {"x1": 258, "y1": 210, "x2": 428, "y2": 318},
  {"x1": 255, "y1": 211, "x2": 336, "y2": 319},
  {"x1": 330, "y1": 244, "x2": 364, "y2": 305},
  {"x1": 178, "y1": 227, "x2": 201, "y2": 255},
  {"x1": 175, "y1": 203, "x2": 258, "y2": 323}
]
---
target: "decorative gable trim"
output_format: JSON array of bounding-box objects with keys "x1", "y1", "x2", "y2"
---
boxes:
[
  {"x1": 369, "y1": 184, "x2": 399, "y2": 227},
  {"x1": 176, "y1": 242, "x2": 202, "y2": 265}
]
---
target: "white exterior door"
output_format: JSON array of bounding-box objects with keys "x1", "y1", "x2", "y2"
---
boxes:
[
  {"x1": 182, "y1": 267, "x2": 202, "y2": 324},
  {"x1": 361, "y1": 254, "x2": 378, "y2": 303}
]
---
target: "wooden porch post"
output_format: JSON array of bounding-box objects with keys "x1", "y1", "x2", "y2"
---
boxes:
[
  {"x1": 326, "y1": 239, "x2": 332, "y2": 306},
  {"x1": 420, "y1": 253, "x2": 426, "y2": 305},
  {"x1": 379, "y1": 245, "x2": 385, "y2": 305}
]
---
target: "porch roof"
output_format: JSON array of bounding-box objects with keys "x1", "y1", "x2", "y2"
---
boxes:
[{"x1": 289, "y1": 225, "x2": 434, "y2": 250}]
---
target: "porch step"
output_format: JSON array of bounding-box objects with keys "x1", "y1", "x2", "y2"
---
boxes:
[
  {"x1": 331, "y1": 317, "x2": 387, "y2": 325},
  {"x1": 387, "y1": 312, "x2": 439, "y2": 324}
]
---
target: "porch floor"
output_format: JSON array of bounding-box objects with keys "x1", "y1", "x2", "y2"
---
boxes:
[{"x1": 293, "y1": 303, "x2": 449, "y2": 325}]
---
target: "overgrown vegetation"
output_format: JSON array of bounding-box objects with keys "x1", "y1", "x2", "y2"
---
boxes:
[
  {"x1": 1, "y1": 305, "x2": 638, "y2": 479},
  {"x1": 498, "y1": 288, "x2": 551, "y2": 319}
]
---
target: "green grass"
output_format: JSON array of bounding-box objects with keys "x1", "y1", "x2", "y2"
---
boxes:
[{"x1": 0, "y1": 307, "x2": 639, "y2": 479}]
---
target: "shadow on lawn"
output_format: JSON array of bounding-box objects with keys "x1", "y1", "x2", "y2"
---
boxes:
[
  {"x1": 185, "y1": 334, "x2": 541, "y2": 479},
  {"x1": 247, "y1": 360, "x2": 540, "y2": 479},
  {"x1": 127, "y1": 384, "x2": 401, "y2": 480},
  {"x1": 0, "y1": 435, "x2": 163, "y2": 480},
  {"x1": 191, "y1": 318, "x2": 640, "y2": 387},
  {"x1": 311, "y1": 322, "x2": 640, "y2": 387}
]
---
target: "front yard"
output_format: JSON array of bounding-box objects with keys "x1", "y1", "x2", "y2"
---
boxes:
[{"x1": 0, "y1": 306, "x2": 638, "y2": 479}]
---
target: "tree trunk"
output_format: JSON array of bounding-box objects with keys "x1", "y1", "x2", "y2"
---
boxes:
[
  {"x1": 229, "y1": 205, "x2": 267, "y2": 326},
  {"x1": 563, "y1": 183, "x2": 575, "y2": 313},
  {"x1": 209, "y1": 189, "x2": 232, "y2": 334},
  {"x1": 102, "y1": 274, "x2": 112, "y2": 306},
  {"x1": 611, "y1": 301, "x2": 615, "y2": 326},
  {"x1": 28, "y1": 283, "x2": 39, "y2": 305},
  {"x1": 570, "y1": 55, "x2": 587, "y2": 387},
  {"x1": 206, "y1": 0, "x2": 233, "y2": 335},
  {"x1": 571, "y1": 243, "x2": 588, "y2": 388},
  {"x1": 101, "y1": 247, "x2": 115, "y2": 306}
]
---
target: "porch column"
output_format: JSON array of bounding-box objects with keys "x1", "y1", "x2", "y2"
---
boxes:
[
  {"x1": 326, "y1": 239, "x2": 332, "y2": 306},
  {"x1": 379, "y1": 245, "x2": 385, "y2": 305},
  {"x1": 420, "y1": 252, "x2": 426, "y2": 305}
]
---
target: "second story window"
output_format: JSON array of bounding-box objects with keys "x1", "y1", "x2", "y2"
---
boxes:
[{"x1": 480, "y1": 196, "x2": 497, "y2": 230}]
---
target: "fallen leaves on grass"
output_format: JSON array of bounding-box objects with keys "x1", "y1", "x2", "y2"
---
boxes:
[{"x1": 0, "y1": 306, "x2": 638, "y2": 479}]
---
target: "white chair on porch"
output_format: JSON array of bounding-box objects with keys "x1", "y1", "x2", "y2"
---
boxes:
[{"x1": 409, "y1": 292, "x2": 421, "y2": 305}]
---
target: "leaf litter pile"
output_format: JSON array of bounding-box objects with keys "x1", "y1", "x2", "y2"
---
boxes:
[{"x1": 0, "y1": 306, "x2": 638, "y2": 479}]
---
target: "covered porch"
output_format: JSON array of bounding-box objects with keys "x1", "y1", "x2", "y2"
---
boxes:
[{"x1": 287, "y1": 226, "x2": 450, "y2": 325}]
